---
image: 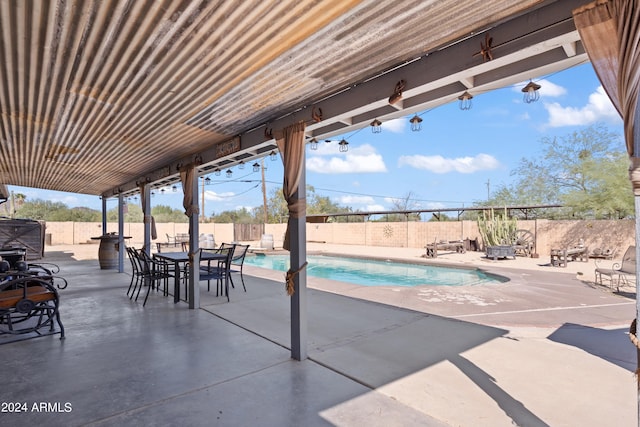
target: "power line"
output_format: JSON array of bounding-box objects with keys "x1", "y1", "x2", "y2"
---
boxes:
[{"x1": 309, "y1": 186, "x2": 469, "y2": 205}]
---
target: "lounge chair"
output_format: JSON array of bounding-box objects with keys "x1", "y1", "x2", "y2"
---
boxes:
[{"x1": 594, "y1": 245, "x2": 636, "y2": 290}]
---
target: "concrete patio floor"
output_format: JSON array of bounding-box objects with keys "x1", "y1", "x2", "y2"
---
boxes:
[{"x1": 0, "y1": 244, "x2": 636, "y2": 426}]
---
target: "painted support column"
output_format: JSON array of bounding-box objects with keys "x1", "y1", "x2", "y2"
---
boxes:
[
  {"x1": 290, "y1": 155, "x2": 307, "y2": 361},
  {"x1": 188, "y1": 176, "x2": 200, "y2": 309},
  {"x1": 143, "y1": 185, "x2": 151, "y2": 256},
  {"x1": 118, "y1": 193, "x2": 124, "y2": 273},
  {"x1": 102, "y1": 197, "x2": 107, "y2": 234}
]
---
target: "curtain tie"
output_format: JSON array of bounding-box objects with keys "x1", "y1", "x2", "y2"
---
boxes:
[{"x1": 285, "y1": 261, "x2": 308, "y2": 296}]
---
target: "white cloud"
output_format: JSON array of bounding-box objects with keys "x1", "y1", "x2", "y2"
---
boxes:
[
  {"x1": 204, "y1": 189, "x2": 235, "y2": 201},
  {"x1": 398, "y1": 153, "x2": 500, "y2": 173},
  {"x1": 338, "y1": 195, "x2": 376, "y2": 205},
  {"x1": 424, "y1": 202, "x2": 447, "y2": 209},
  {"x1": 539, "y1": 79, "x2": 567, "y2": 97},
  {"x1": 307, "y1": 143, "x2": 387, "y2": 174},
  {"x1": 58, "y1": 195, "x2": 81, "y2": 206},
  {"x1": 381, "y1": 118, "x2": 405, "y2": 133},
  {"x1": 366, "y1": 204, "x2": 385, "y2": 211},
  {"x1": 544, "y1": 86, "x2": 620, "y2": 127}
]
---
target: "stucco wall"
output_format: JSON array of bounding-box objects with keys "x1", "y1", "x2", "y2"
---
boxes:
[{"x1": 44, "y1": 219, "x2": 635, "y2": 257}]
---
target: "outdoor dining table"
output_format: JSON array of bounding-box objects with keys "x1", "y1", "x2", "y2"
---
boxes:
[{"x1": 153, "y1": 251, "x2": 227, "y2": 303}]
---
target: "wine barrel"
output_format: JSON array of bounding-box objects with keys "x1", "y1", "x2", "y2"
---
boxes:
[{"x1": 91, "y1": 235, "x2": 130, "y2": 270}]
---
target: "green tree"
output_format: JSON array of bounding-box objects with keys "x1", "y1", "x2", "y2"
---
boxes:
[
  {"x1": 151, "y1": 205, "x2": 189, "y2": 223},
  {"x1": 265, "y1": 188, "x2": 289, "y2": 223},
  {"x1": 383, "y1": 192, "x2": 421, "y2": 222},
  {"x1": 482, "y1": 123, "x2": 632, "y2": 219},
  {"x1": 307, "y1": 185, "x2": 349, "y2": 216},
  {"x1": 15, "y1": 199, "x2": 69, "y2": 220},
  {"x1": 69, "y1": 207, "x2": 101, "y2": 222},
  {"x1": 211, "y1": 207, "x2": 254, "y2": 223},
  {"x1": 107, "y1": 203, "x2": 143, "y2": 222}
]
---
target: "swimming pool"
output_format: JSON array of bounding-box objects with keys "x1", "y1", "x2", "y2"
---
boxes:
[{"x1": 244, "y1": 254, "x2": 503, "y2": 287}]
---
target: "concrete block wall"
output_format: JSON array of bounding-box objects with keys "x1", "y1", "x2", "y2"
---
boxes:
[{"x1": 44, "y1": 219, "x2": 635, "y2": 256}]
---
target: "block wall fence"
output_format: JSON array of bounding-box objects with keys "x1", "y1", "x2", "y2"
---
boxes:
[{"x1": 44, "y1": 219, "x2": 634, "y2": 257}]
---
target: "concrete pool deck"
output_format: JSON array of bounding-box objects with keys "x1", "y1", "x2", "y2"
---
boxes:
[{"x1": 4, "y1": 242, "x2": 635, "y2": 426}]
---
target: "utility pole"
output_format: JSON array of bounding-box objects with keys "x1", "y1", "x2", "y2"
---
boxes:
[
  {"x1": 200, "y1": 176, "x2": 212, "y2": 222},
  {"x1": 261, "y1": 158, "x2": 268, "y2": 224}
]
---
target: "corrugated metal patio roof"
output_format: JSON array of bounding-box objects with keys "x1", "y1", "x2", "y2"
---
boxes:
[{"x1": 0, "y1": 0, "x2": 590, "y2": 198}]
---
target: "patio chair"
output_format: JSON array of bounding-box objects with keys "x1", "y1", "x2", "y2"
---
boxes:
[
  {"x1": 134, "y1": 249, "x2": 174, "y2": 306},
  {"x1": 126, "y1": 247, "x2": 143, "y2": 297},
  {"x1": 199, "y1": 246, "x2": 234, "y2": 301},
  {"x1": 229, "y1": 244, "x2": 250, "y2": 292},
  {"x1": 594, "y1": 245, "x2": 636, "y2": 291}
]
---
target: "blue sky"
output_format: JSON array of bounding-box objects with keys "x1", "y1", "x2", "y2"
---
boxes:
[{"x1": 9, "y1": 63, "x2": 624, "y2": 216}]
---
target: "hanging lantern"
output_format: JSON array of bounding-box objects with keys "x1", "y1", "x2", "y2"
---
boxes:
[
  {"x1": 521, "y1": 80, "x2": 541, "y2": 103},
  {"x1": 410, "y1": 115, "x2": 423, "y2": 132},
  {"x1": 458, "y1": 91, "x2": 473, "y2": 110}
]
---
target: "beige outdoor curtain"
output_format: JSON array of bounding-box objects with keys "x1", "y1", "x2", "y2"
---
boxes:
[
  {"x1": 573, "y1": 0, "x2": 640, "y2": 192},
  {"x1": 180, "y1": 164, "x2": 199, "y2": 218},
  {"x1": 275, "y1": 121, "x2": 306, "y2": 251},
  {"x1": 138, "y1": 184, "x2": 157, "y2": 240}
]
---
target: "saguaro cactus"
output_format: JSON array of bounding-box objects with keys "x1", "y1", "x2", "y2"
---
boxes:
[{"x1": 477, "y1": 208, "x2": 518, "y2": 248}]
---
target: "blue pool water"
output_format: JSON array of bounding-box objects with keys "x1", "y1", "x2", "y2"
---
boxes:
[{"x1": 244, "y1": 254, "x2": 502, "y2": 287}]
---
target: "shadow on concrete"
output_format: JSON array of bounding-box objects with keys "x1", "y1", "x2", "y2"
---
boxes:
[
  {"x1": 448, "y1": 354, "x2": 550, "y2": 427},
  {"x1": 202, "y1": 279, "x2": 557, "y2": 426},
  {"x1": 547, "y1": 322, "x2": 636, "y2": 372}
]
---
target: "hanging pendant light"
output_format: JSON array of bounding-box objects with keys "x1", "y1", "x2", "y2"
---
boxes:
[
  {"x1": 521, "y1": 80, "x2": 541, "y2": 103},
  {"x1": 252, "y1": 162, "x2": 260, "y2": 172},
  {"x1": 458, "y1": 91, "x2": 473, "y2": 110},
  {"x1": 238, "y1": 161, "x2": 245, "y2": 169},
  {"x1": 226, "y1": 169, "x2": 232, "y2": 178},
  {"x1": 370, "y1": 119, "x2": 382, "y2": 134},
  {"x1": 338, "y1": 139, "x2": 349, "y2": 152},
  {"x1": 410, "y1": 115, "x2": 423, "y2": 132},
  {"x1": 309, "y1": 138, "x2": 318, "y2": 150}
]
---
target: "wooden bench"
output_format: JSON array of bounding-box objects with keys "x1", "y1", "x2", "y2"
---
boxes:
[
  {"x1": 0, "y1": 275, "x2": 65, "y2": 338},
  {"x1": 424, "y1": 240, "x2": 466, "y2": 258},
  {"x1": 595, "y1": 245, "x2": 636, "y2": 290},
  {"x1": 550, "y1": 246, "x2": 589, "y2": 267}
]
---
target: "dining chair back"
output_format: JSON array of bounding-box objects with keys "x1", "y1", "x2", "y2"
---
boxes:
[
  {"x1": 126, "y1": 247, "x2": 143, "y2": 298},
  {"x1": 136, "y1": 250, "x2": 174, "y2": 306},
  {"x1": 229, "y1": 244, "x2": 249, "y2": 291},
  {"x1": 199, "y1": 246, "x2": 233, "y2": 301}
]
